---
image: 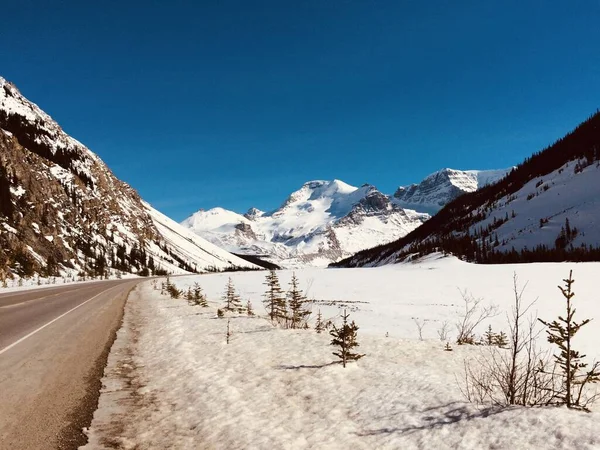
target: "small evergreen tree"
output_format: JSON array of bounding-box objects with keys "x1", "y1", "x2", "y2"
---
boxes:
[
  {"x1": 190, "y1": 282, "x2": 208, "y2": 307},
  {"x1": 263, "y1": 270, "x2": 287, "y2": 324},
  {"x1": 493, "y1": 331, "x2": 508, "y2": 348},
  {"x1": 167, "y1": 283, "x2": 182, "y2": 299},
  {"x1": 483, "y1": 325, "x2": 495, "y2": 346},
  {"x1": 539, "y1": 271, "x2": 600, "y2": 410},
  {"x1": 330, "y1": 309, "x2": 365, "y2": 368},
  {"x1": 315, "y1": 309, "x2": 324, "y2": 333},
  {"x1": 246, "y1": 299, "x2": 255, "y2": 316},
  {"x1": 222, "y1": 277, "x2": 243, "y2": 313},
  {"x1": 288, "y1": 272, "x2": 311, "y2": 329}
]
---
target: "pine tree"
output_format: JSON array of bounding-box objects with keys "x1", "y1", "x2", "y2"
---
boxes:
[
  {"x1": 330, "y1": 309, "x2": 365, "y2": 368},
  {"x1": 222, "y1": 277, "x2": 243, "y2": 313},
  {"x1": 246, "y1": 299, "x2": 255, "y2": 316},
  {"x1": 263, "y1": 270, "x2": 287, "y2": 324},
  {"x1": 288, "y1": 272, "x2": 311, "y2": 329},
  {"x1": 315, "y1": 309, "x2": 324, "y2": 333},
  {"x1": 539, "y1": 271, "x2": 600, "y2": 409},
  {"x1": 189, "y1": 282, "x2": 208, "y2": 307},
  {"x1": 493, "y1": 331, "x2": 508, "y2": 348},
  {"x1": 483, "y1": 325, "x2": 495, "y2": 346}
]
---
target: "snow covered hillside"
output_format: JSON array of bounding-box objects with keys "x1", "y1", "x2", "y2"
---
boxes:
[
  {"x1": 394, "y1": 168, "x2": 511, "y2": 214},
  {"x1": 0, "y1": 76, "x2": 256, "y2": 278},
  {"x1": 336, "y1": 111, "x2": 600, "y2": 267},
  {"x1": 85, "y1": 257, "x2": 600, "y2": 449},
  {"x1": 182, "y1": 180, "x2": 429, "y2": 268}
]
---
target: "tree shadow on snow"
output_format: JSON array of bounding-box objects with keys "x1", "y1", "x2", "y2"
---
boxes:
[
  {"x1": 277, "y1": 361, "x2": 341, "y2": 370},
  {"x1": 357, "y1": 402, "x2": 506, "y2": 437}
]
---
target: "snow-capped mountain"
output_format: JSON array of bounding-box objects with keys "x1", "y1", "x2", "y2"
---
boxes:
[
  {"x1": 394, "y1": 168, "x2": 511, "y2": 214},
  {"x1": 0, "y1": 76, "x2": 257, "y2": 278},
  {"x1": 335, "y1": 111, "x2": 600, "y2": 267},
  {"x1": 182, "y1": 180, "x2": 429, "y2": 267}
]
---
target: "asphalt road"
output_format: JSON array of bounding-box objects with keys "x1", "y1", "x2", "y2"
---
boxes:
[{"x1": 0, "y1": 279, "x2": 141, "y2": 450}]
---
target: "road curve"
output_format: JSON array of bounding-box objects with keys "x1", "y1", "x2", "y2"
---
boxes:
[{"x1": 0, "y1": 279, "x2": 141, "y2": 449}]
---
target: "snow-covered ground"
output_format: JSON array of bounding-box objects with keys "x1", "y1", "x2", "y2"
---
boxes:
[{"x1": 85, "y1": 256, "x2": 600, "y2": 449}]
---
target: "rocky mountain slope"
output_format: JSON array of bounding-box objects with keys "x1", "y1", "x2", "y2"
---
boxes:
[
  {"x1": 0, "y1": 77, "x2": 257, "y2": 279},
  {"x1": 334, "y1": 111, "x2": 600, "y2": 267},
  {"x1": 183, "y1": 180, "x2": 429, "y2": 268},
  {"x1": 394, "y1": 168, "x2": 511, "y2": 214}
]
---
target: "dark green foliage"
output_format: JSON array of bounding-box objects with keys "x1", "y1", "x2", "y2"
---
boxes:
[
  {"x1": 232, "y1": 253, "x2": 281, "y2": 270},
  {"x1": 483, "y1": 325, "x2": 495, "y2": 346},
  {"x1": 246, "y1": 300, "x2": 255, "y2": 316},
  {"x1": 287, "y1": 272, "x2": 311, "y2": 329},
  {"x1": 167, "y1": 283, "x2": 182, "y2": 299},
  {"x1": 263, "y1": 270, "x2": 287, "y2": 324},
  {"x1": 539, "y1": 271, "x2": 600, "y2": 410},
  {"x1": 493, "y1": 331, "x2": 508, "y2": 349},
  {"x1": 482, "y1": 325, "x2": 508, "y2": 348},
  {"x1": 189, "y1": 282, "x2": 208, "y2": 307},
  {"x1": 330, "y1": 309, "x2": 365, "y2": 368},
  {"x1": 315, "y1": 310, "x2": 324, "y2": 334},
  {"x1": 222, "y1": 277, "x2": 243, "y2": 313}
]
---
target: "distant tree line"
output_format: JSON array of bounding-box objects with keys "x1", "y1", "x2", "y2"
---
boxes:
[{"x1": 334, "y1": 110, "x2": 600, "y2": 267}]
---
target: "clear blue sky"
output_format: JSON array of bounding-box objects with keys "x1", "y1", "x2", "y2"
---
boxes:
[{"x1": 2, "y1": 1, "x2": 599, "y2": 221}]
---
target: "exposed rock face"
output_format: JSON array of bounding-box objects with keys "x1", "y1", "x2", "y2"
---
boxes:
[
  {"x1": 0, "y1": 77, "x2": 256, "y2": 278},
  {"x1": 394, "y1": 168, "x2": 511, "y2": 214}
]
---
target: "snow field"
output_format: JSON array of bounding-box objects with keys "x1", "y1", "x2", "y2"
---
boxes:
[{"x1": 89, "y1": 257, "x2": 600, "y2": 449}]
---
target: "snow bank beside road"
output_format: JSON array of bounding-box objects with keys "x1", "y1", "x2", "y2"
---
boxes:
[{"x1": 85, "y1": 258, "x2": 600, "y2": 449}]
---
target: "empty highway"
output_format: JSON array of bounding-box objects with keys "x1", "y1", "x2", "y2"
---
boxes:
[{"x1": 0, "y1": 279, "x2": 141, "y2": 449}]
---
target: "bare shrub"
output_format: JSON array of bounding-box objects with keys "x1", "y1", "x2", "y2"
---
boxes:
[
  {"x1": 437, "y1": 320, "x2": 450, "y2": 342},
  {"x1": 456, "y1": 289, "x2": 499, "y2": 345},
  {"x1": 462, "y1": 273, "x2": 555, "y2": 406},
  {"x1": 413, "y1": 318, "x2": 427, "y2": 341}
]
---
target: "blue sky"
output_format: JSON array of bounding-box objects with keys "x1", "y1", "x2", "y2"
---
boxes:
[{"x1": 2, "y1": 1, "x2": 599, "y2": 221}]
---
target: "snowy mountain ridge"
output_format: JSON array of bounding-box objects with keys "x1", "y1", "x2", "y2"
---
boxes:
[
  {"x1": 0, "y1": 76, "x2": 257, "y2": 278},
  {"x1": 183, "y1": 173, "x2": 505, "y2": 267},
  {"x1": 394, "y1": 167, "x2": 512, "y2": 214},
  {"x1": 335, "y1": 111, "x2": 600, "y2": 267}
]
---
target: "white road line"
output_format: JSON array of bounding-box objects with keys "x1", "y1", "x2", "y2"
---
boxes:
[
  {"x1": 0, "y1": 283, "x2": 101, "y2": 300},
  {"x1": 0, "y1": 284, "x2": 124, "y2": 356},
  {"x1": 0, "y1": 288, "x2": 84, "y2": 309}
]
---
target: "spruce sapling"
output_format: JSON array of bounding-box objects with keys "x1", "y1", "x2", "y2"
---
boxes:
[
  {"x1": 315, "y1": 309, "x2": 324, "y2": 333},
  {"x1": 288, "y1": 272, "x2": 311, "y2": 329},
  {"x1": 330, "y1": 309, "x2": 365, "y2": 368},
  {"x1": 539, "y1": 271, "x2": 600, "y2": 410},
  {"x1": 263, "y1": 269, "x2": 286, "y2": 325},
  {"x1": 222, "y1": 277, "x2": 243, "y2": 313}
]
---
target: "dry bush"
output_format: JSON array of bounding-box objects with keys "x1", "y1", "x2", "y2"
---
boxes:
[
  {"x1": 461, "y1": 274, "x2": 558, "y2": 407},
  {"x1": 456, "y1": 289, "x2": 499, "y2": 345}
]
